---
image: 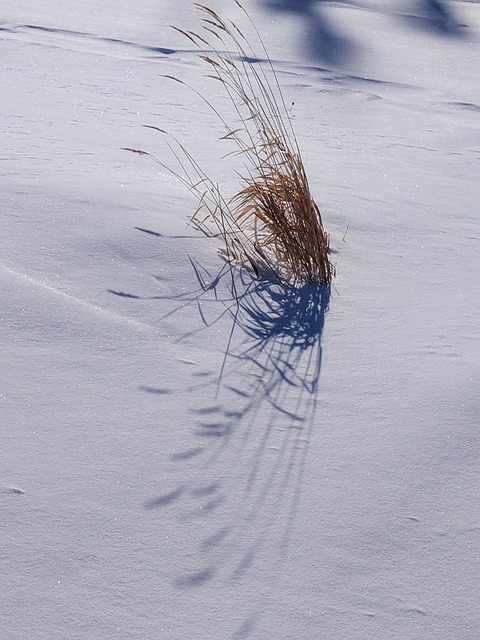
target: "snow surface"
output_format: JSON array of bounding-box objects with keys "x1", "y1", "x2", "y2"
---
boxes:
[{"x1": 1, "y1": 1, "x2": 479, "y2": 638}]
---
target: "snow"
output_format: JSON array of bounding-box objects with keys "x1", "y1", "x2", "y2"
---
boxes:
[{"x1": 1, "y1": 1, "x2": 479, "y2": 638}]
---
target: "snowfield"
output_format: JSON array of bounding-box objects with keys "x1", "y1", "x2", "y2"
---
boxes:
[{"x1": 2, "y1": 1, "x2": 479, "y2": 638}]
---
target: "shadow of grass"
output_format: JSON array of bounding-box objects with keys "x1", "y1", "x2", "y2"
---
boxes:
[{"x1": 125, "y1": 254, "x2": 330, "y2": 636}]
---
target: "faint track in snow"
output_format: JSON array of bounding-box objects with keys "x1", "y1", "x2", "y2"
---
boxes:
[
  {"x1": 1, "y1": 263, "x2": 158, "y2": 333},
  {"x1": 7, "y1": 20, "x2": 205, "y2": 58},
  {"x1": 7, "y1": 23, "x2": 178, "y2": 57}
]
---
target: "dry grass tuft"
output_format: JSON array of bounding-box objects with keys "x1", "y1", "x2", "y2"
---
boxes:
[{"x1": 127, "y1": 2, "x2": 335, "y2": 285}]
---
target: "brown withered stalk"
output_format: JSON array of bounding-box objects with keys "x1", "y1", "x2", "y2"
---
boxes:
[{"x1": 125, "y1": 2, "x2": 334, "y2": 285}]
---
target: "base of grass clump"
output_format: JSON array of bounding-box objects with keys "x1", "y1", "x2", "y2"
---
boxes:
[{"x1": 126, "y1": 2, "x2": 335, "y2": 286}]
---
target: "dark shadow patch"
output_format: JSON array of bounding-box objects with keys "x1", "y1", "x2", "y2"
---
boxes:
[
  {"x1": 232, "y1": 611, "x2": 261, "y2": 640},
  {"x1": 139, "y1": 385, "x2": 173, "y2": 395},
  {"x1": 190, "y1": 483, "x2": 219, "y2": 497},
  {"x1": 201, "y1": 527, "x2": 230, "y2": 551},
  {"x1": 145, "y1": 487, "x2": 184, "y2": 509},
  {"x1": 196, "y1": 422, "x2": 231, "y2": 438},
  {"x1": 107, "y1": 289, "x2": 139, "y2": 299},
  {"x1": 171, "y1": 447, "x2": 203, "y2": 461},
  {"x1": 5, "y1": 487, "x2": 26, "y2": 495},
  {"x1": 175, "y1": 566, "x2": 214, "y2": 588},
  {"x1": 449, "y1": 101, "x2": 480, "y2": 113},
  {"x1": 193, "y1": 405, "x2": 223, "y2": 415},
  {"x1": 261, "y1": 0, "x2": 356, "y2": 65},
  {"x1": 231, "y1": 548, "x2": 256, "y2": 581},
  {"x1": 135, "y1": 226, "x2": 163, "y2": 237},
  {"x1": 403, "y1": 0, "x2": 467, "y2": 37}
]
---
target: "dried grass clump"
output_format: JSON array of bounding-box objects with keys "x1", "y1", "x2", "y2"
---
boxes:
[{"x1": 127, "y1": 2, "x2": 334, "y2": 285}]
